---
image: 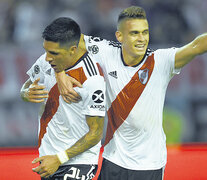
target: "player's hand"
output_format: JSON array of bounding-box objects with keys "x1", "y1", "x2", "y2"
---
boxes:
[
  {"x1": 32, "y1": 155, "x2": 61, "y2": 178},
  {"x1": 55, "y1": 71, "x2": 82, "y2": 104},
  {"x1": 23, "y1": 78, "x2": 49, "y2": 103}
]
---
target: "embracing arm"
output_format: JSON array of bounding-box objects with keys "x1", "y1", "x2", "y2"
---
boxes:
[
  {"x1": 55, "y1": 34, "x2": 86, "y2": 103},
  {"x1": 175, "y1": 33, "x2": 207, "y2": 69},
  {"x1": 32, "y1": 115, "x2": 104, "y2": 178},
  {"x1": 55, "y1": 72, "x2": 82, "y2": 103}
]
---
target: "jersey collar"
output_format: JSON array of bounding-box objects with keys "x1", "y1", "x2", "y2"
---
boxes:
[
  {"x1": 65, "y1": 51, "x2": 88, "y2": 71},
  {"x1": 121, "y1": 48, "x2": 149, "y2": 67}
]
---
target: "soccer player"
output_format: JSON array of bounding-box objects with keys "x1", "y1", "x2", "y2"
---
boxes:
[
  {"x1": 20, "y1": 17, "x2": 106, "y2": 179},
  {"x1": 53, "y1": 6, "x2": 207, "y2": 180}
]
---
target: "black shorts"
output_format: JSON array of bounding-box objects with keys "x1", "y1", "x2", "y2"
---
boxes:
[
  {"x1": 98, "y1": 158, "x2": 164, "y2": 180},
  {"x1": 41, "y1": 164, "x2": 97, "y2": 180}
]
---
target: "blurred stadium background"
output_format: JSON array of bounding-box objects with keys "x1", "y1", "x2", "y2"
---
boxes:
[{"x1": 0, "y1": 0, "x2": 207, "y2": 179}]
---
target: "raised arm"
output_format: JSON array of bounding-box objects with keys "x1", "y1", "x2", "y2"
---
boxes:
[
  {"x1": 32, "y1": 115, "x2": 104, "y2": 178},
  {"x1": 20, "y1": 78, "x2": 48, "y2": 103},
  {"x1": 175, "y1": 33, "x2": 207, "y2": 69}
]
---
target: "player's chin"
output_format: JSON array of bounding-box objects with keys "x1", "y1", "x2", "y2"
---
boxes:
[
  {"x1": 133, "y1": 47, "x2": 146, "y2": 54},
  {"x1": 54, "y1": 68, "x2": 61, "y2": 73},
  {"x1": 134, "y1": 51, "x2": 146, "y2": 57}
]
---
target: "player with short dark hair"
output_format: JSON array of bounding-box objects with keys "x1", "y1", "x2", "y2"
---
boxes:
[
  {"x1": 118, "y1": 5, "x2": 147, "y2": 22},
  {"x1": 47, "y1": 6, "x2": 207, "y2": 180},
  {"x1": 21, "y1": 17, "x2": 106, "y2": 179},
  {"x1": 42, "y1": 17, "x2": 81, "y2": 48}
]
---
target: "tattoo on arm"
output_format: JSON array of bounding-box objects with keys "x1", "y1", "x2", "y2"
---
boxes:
[{"x1": 66, "y1": 116, "x2": 104, "y2": 159}]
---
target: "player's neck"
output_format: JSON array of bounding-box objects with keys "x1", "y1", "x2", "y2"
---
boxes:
[
  {"x1": 122, "y1": 50, "x2": 144, "y2": 67},
  {"x1": 78, "y1": 34, "x2": 87, "y2": 51},
  {"x1": 76, "y1": 47, "x2": 87, "y2": 59},
  {"x1": 65, "y1": 45, "x2": 87, "y2": 70},
  {"x1": 70, "y1": 47, "x2": 87, "y2": 67}
]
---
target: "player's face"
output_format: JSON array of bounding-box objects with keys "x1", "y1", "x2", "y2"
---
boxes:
[
  {"x1": 117, "y1": 19, "x2": 149, "y2": 59},
  {"x1": 43, "y1": 40, "x2": 76, "y2": 73}
]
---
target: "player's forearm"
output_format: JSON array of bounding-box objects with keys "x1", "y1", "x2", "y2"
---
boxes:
[
  {"x1": 20, "y1": 88, "x2": 29, "y2": 102},
  {"x1": 65, "y1": 126, "x2": 103, "y2": 159},
  {"x1": 175, "y1": 32, "x2": 207, "y2": 69},
  {"x1": 20, "y1": 79, "x2": 32, "y2": 102},
  {"x1": 192, "y1": 32, "x2": 207, "y2": 55},
  {"x1": 64, "y1": 116, "x2": 104, "y2": 159}
]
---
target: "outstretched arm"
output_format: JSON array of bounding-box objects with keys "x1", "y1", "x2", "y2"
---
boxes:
[
  {"x1": 32, "y1": 115, "x2": 104, "y2": 178},
  {"x1": 20, "y1": 78, "x2": 48, "y2": 103},
  {"x1": 175, "y1": 33, "x2": 207, "y2": 69}
]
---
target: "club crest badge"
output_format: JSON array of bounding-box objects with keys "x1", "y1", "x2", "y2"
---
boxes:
[
  {"x1": 138, "y1": 68, "x2": 149, "y2": 85},
  {"x1": 34, "y1": 65, "x2": 40, "y2": 74},
  {"x1": 88, "y1": 45, "x2": 99, "y2": 54}
]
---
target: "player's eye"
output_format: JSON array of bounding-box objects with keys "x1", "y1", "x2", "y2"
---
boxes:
[
  {"x1": 142, "y1": 30, "x2": 149, "y2": 35},
  {"x1": 49, "y1": 51, "x2": 59, "y2": 55},
  {"x1": 130, "y1": 31, "x2": 139, "y2": 35}
]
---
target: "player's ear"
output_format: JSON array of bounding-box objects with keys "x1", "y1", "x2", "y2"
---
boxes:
[
  {"x1": 115, "y1": 31, "x2": 123, "y2": 43},
  {"x1": 69, "y1": 45, "x2": 77, "y2": 55}
]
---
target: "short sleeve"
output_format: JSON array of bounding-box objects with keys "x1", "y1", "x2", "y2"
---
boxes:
[
  {"x1": 75, "y1": 75, "x2": 106, "y2": 117},
  {"x1": 154, "y1": 48, "x2": 181, "y2": 79},
  {"x1": 27, "y1": 53, "x2": 48, "y2": 84}
]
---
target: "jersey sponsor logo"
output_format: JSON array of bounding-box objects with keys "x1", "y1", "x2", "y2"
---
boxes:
[
  {"x1": 34, "y1": 65, "x2": 40, "y2": 74},
  {"x1": 90, "y1": 105, "x2": 105, "y2": 111},
  {"x1": 88, "y1": 45, "x2": 99, "y2": 54},
  {"x1": 92, "y1": 90, "x2": 104, "y2": 103},
  {"x1": 108, "y1": 71, "x2": 117, "y2": 79},
  {"x1": 138, "y1": 68, "x2": 149, "y2": 84},
  {"x1": 90, "y1": 104, "x2": 105, "y2": 111}
]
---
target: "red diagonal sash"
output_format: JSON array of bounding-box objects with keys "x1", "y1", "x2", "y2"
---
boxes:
[
  {"x1": 38, "y1": 84, "x2": 60, "y2": 147},
  {"x1": 38, "y1": 67, "x2": 88, "y2": 148},
  {"x1": 104, "y1": 54, "x2": 155, "y2": 146}
]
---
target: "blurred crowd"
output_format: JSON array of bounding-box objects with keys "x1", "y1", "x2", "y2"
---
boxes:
[
  {"x1": 0, "y1": 0, "x2": 207, "y2": 146},
  {"x1": 1, "y1": 0, "x2": 207, "y2": 46}
]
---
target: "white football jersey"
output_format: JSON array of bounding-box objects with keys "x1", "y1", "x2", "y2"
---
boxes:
[
  {"x1": 84, "y1": 35, "x2": 180, "y2": 170},
  {"x1": 27, "y1": 52, "x2": 106, "y2": 165}
]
